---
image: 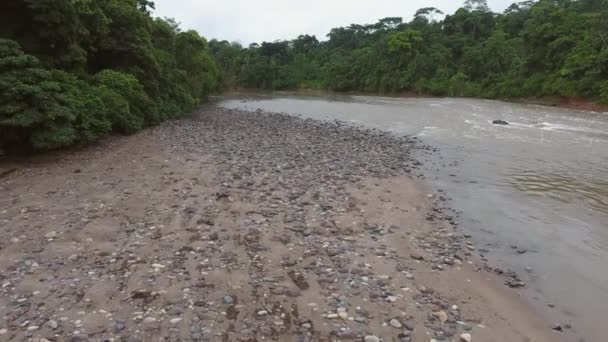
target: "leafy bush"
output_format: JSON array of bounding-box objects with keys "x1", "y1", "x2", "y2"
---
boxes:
[
  {"x1": 0, "y1": 39, "x2": 110, "y2": 151},
  {"x1": 93, "y1": 70, "x2": 153, "y2": 133}
]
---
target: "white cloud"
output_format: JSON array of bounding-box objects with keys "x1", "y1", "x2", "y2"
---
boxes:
[{"x1": 152, "y1": 0, "x2": 515, "y2": 44}]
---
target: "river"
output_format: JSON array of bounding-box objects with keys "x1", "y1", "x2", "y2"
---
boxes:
[{"x1": 217, "y1": 92, "x2": 608, "y2": 342}]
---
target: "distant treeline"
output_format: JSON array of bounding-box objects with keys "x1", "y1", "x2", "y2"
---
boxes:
[
  {"x1": 0, "y1": 0, "x2": 219, "y2": 152},
  {"x1": 210, "y1": 0, "x2": 608, "y2": 103}
]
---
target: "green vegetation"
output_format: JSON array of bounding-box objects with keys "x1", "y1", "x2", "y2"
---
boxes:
[
  {"x1": 210, "y1": 0, "x2": 608, "y2": 103},
  {"x1": 1, "y1": 0, "x2": 606, "y2": 152},
  {"x1": 0, "y1": 0, "x2": 218, "y2": 152}
]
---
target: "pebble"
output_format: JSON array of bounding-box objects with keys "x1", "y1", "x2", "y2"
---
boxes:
[
  {"x1": 434, "y1": 310, "x2": 448, "y2": 324},
  {"x1": 223, "y1": 295, "x2": 234, "y2": 304},
  {"x1": 46, "y1": 319, "x2": 58, "y2": 329},
  {"x1": 389, "y1": 318, "x2": 402, "y2": 328},
  {"x1": 170, "y1": 317, "x2": 182, "y2": 325},
  {"x1": 44, "y1": 231, "x2": 57, "y2": 238},
  {"x1": 114, "y1": 321, "x2": 125, "y2": 332},
  {"x1": 0, "y1": 329, "x2": 6, "y2": 335},
  {"x1": 142, "y1": 317, "x2": 157, "y2": 324},
  {"x1": 364, "y1": 336, "x2": 381, "y2": 342},
  {"x1": 257, "y1": 310, "x2": 268, "y2": 316},
  {"x1": 460, "y1": 333, "x2": 472, "y2": 342}
]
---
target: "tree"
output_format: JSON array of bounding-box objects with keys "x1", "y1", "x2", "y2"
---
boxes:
[
  {"x1": 0, "y1": 0, "x2": 220, "y2": 153},
  {"x1": 464, "y1": 0, "x2": 490, "y2": 12},
  {"x1": 221, "y1": 0, "x2": 607, "y2": 103}
]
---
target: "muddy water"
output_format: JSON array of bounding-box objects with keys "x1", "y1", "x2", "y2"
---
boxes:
[{"x1": 218, "y1": 92, "x2": 608, "y2": 342}]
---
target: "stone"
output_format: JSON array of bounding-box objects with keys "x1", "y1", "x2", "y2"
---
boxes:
[
  {"x1": 170, "y1": 317, "x2": 182, "y2": 325},
  {"x1": 114, "y1": 321, "x2": 125, "y2": 332},
  {"x1": 257, "y1": 310, "x2": 268, "y2": 316},
  {"x1": 460, "y1": 333, "x2": 472, "y2": 342},
  {"x1": 0, "y1": 329, "x2": 7, "y2": 335},
  {"x1": 492, "y1": 120, "x2": 509, "y2": 125},
  {"x1": 389, "y1": 319, "x2": 402, "y2": 328},
  {"x1": 410, "y1": 253, "x2": 424, "y2": 261},
  {"x1": 223, "y1": 295, "x2": 234, "y2": 305},
  {"x1": 364, "y1": 336, "x2": 381, "y2": 342},
  {"x1": 46, "y1": 319, "x2": 58, "y2": 329},
  {"x1": 434, "y1": 310, "x2": 448, "y2": 324},
  {"x1": 45, "y1": 231, "x2": 58, "y2": 238},
  {"x1": 142, "y1": 317, "x2": 158, "y2": 330},
  {"x1": 143, "y1": 317, "x2": 157, "y2": 324}
]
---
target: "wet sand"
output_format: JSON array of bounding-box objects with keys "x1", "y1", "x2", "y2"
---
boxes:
[{"x1": 0, "y1": 107, "x2": 560, "y2": 341}]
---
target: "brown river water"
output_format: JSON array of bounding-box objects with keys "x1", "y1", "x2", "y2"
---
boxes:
[{"x1": 218, "y1": 92, "x2": 608, "y2": 342}]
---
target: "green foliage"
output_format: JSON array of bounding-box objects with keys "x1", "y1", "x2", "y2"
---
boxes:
[
  {"x1": 0, "y1": 39, "x2": 110, "y2": 151},
  {"x1": 0, "y1": 0, "x2": 219, "y2": 152},
  {"x1": 93, "y1": 69, "x2": 151, "y2": 133},
  {"x1": 211, "y1": 0, "x2": 608, "y2": 103},
  {"x1": 600, "y1": 81, "x2": 608, "y2": 104}
]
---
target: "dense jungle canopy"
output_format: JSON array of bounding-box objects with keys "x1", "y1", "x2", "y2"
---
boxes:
[{"x1": 211, "y1": 0, "x2": 608, "y2": 102}]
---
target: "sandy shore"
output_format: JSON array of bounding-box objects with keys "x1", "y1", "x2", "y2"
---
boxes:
[{"x1": 0, "y1": 107, "x2": 561, "y2": 341}]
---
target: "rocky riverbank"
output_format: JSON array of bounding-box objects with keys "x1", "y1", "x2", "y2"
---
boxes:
[{"x1": 0, "y1": 107, "x2": 559, "y2": 341}]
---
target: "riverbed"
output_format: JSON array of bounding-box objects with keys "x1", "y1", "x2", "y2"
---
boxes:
[{"x1": 219, "y1": 92, "x2": 608, "y2": 342}]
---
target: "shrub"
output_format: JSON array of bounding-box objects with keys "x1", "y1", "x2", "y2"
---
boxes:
[
  {"x1": 0, "y1": 39, "x2": 77, "y2": 150},
  {"x1": 93, "y1": 69, "x2": 158, "y2": 130},
  {"x1": 0, "y1": 39, "x2": 115, "y2": 152}
]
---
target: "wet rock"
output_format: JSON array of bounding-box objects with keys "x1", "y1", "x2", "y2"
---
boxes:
[{"x1": 492, "y1": 120, "x2": 509, "y2": 125}]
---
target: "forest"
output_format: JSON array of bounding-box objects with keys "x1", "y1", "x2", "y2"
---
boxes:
[
  {"x1": 1, "y1": 0, "x2": 607, "y2": 152},
  {"x1": 211, "y1": 0, "x2": 608, "y2": 102},
  {"x1": 0, "y1": 0, "x2": 218, "y2": 152}
]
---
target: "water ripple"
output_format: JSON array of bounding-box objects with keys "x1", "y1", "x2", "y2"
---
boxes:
[{"x1": 509, "y1": 171, "x2": 608, "y2": 217}]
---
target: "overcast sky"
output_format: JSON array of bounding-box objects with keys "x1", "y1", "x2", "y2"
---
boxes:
[{"x1": 153, "y1": 0, "x2": 515, "y2": 44}]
